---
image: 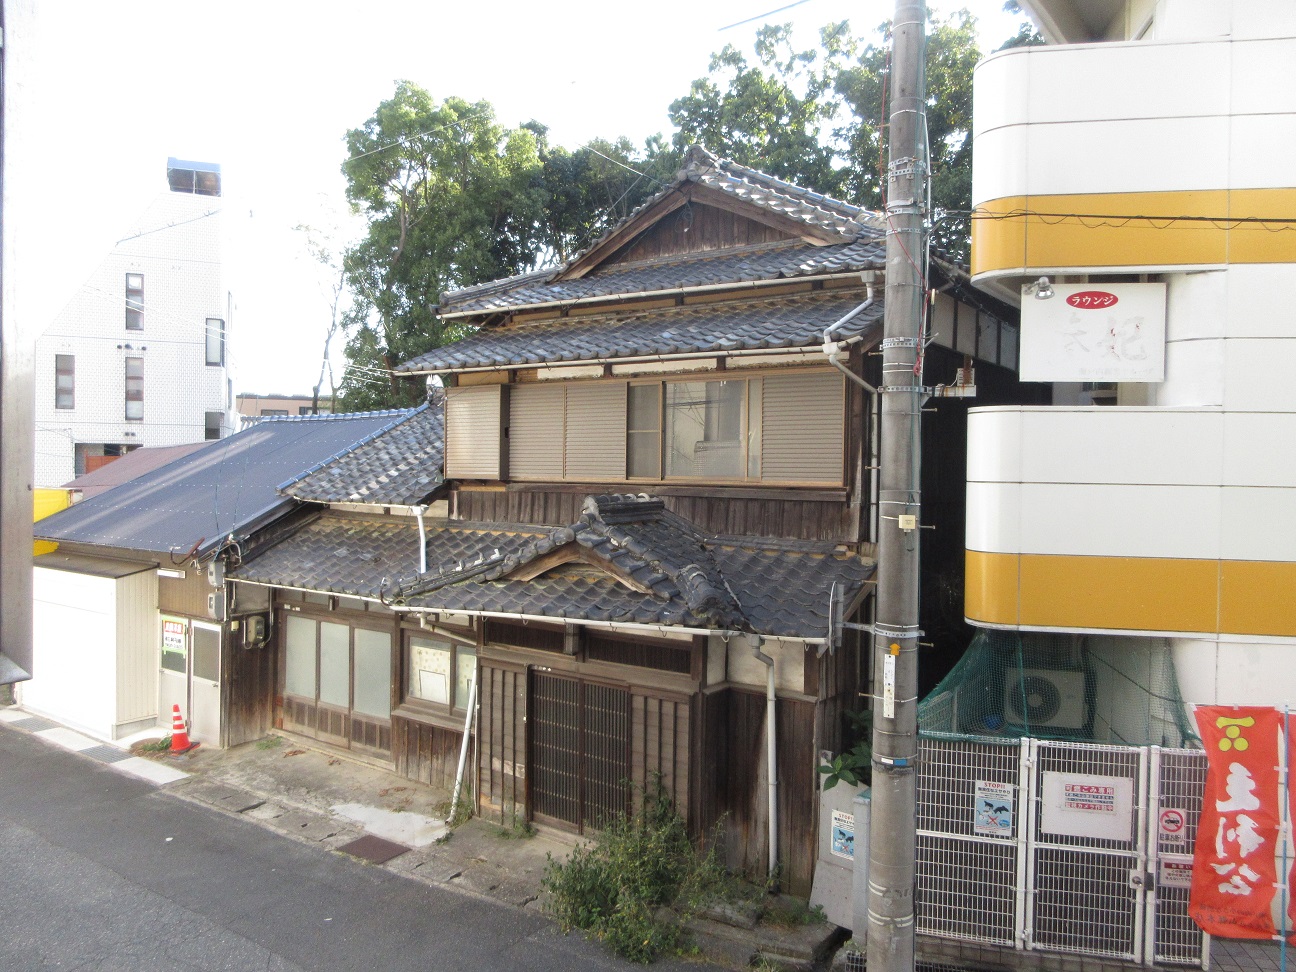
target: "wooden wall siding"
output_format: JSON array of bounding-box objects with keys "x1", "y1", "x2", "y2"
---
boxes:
[
  {"x1": 630, "y1": 692, "x2": 690, "y2": 818},
  {"x1": 446, "y1": 384, "x2": 504, "y2": 479},
  {"x1": 456, "y1": 489, "x2": 853, "y2": 543},
  {"x1": 393, "y1": 717, "x2": 469, "y2": 788},
  {"x1": 696, "y1": 689, "x2": 818, "y2": 897},
  {"x1": 159, "y1": 570, "x2": 212, "y2": 618},
  {"x1": 483, "y1": 619, "x2": 565, "y2": 653},
  {"x1": 479, "y1": 664, "x2": 527, "y2": 824},
  {"x1": 510, "y1": 383, "x2": 564, "y2": 480},
  {"x1": 612, "y1": 204, "x2": 794, "y2": 264},
  {"x1": 223, "y1": 634, "x2": 276, "y2": 748},
  {"x1": 564, "y1": 383, "x2": 626, "y2": 481},
  {"x1": 586, "y1": 633, "x2": 692, "y2": 674},
  {"x1": 278, "y1": 696, "x2": 391, "y2": 757},
  {"x1": 761, "y1": 373, "x2": 845, "y2": 485}
]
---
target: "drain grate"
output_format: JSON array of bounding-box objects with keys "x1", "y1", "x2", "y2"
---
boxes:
[
  {"x1": 13, "y1": 717, "x2": 59, "y2": 732},
  {"x1": 82, "y1": 745, "x2": 131, "y2": 764},
  {"x1": 337, "y1": 835, "x2": 409, "y2": 864}
]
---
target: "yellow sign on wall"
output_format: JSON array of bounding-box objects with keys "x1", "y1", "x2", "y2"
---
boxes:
[{"x1": 33, "y1": 488, "x2": 71, "y2": 555}]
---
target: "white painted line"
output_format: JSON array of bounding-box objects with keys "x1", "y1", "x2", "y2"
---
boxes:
[
  {"x1": 115, "y1": 756, "x2": 189, "y2": 786},
  {"x1": 34, "y1": 727, "x2": 99, "y2": 752},
  {"x1": 0, "y1": 708, "x2": 27, "y2": 723}
]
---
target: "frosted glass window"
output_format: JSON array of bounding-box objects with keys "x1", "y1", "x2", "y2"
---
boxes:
[
  {"x1": 455, "y1": 645, "x2": 476, "y2": 710},
  {"x1": 284, "y1": 615, "x2": 316, "y2": 698},
  {"x1": 627, "y1": 384, "x2": 661, "y2": 479},
  {"x1": 408, "y1": 637, "x2": 451, "y2": 704},
  {"x1": 192, "y1": 626, "x2": 220, "y2": 682},
  {"x1": 352, "y1": 629, "x2": 391, "y2": 718},
  {"x1": 319, "y1": 621, "x2": 350, "y2": 707}
]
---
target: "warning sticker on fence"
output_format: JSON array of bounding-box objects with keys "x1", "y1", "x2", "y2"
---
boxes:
[
  {"x1": 974, "y1": 780, "x2": 1015, "y2": 837},
  {"x1": 1159, "y1": 854, "x2": 1194, "y2": 889},
  {"x1": 831, "y1": 809, "x2": 855, "y2": 860},
  {"x1": 1040, "y1": 772, "x2": 1134, "y2": 841},
  {"x1": 1158, "y1": 807, "x2": 1187, "y2": 844}
]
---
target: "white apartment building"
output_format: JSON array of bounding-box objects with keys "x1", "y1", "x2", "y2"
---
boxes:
[
  {"x1": 965, "y1": 1, "x2": 1296, "y2": 707},
  {"x1": 34, "y1": 159, "x2": 233, "y2": 486}
]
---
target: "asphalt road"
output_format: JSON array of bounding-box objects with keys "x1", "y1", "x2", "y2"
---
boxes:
[{"x1": 0, "y1": 726, "x2": 702, "y2": 972}]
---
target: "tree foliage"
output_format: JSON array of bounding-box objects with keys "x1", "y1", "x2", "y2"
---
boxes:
[
  {"x1": 669, "y1": 11, "x2": 995, "y2": 262},
  {"x1": 337, "y1": 84, "x2": 548, "y2": 410}
]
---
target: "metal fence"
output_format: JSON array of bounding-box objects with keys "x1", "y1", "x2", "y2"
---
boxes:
[{"x1": 916, "y1": 733, "x2": 1209, "y2": 968}]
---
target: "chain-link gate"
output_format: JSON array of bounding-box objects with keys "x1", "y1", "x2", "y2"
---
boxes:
[{"x1": 916, "y1": 734, "x2": 1209, "y2": 967}]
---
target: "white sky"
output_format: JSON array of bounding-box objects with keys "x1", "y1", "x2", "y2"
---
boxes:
[{"x1": 12, "y1": 0, "x2": 1025, "y2": 397}]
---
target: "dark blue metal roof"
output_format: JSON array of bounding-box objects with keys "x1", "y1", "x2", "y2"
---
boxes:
[{"x1": 35, "y1": 411, "x2": 408, "y2": 557}]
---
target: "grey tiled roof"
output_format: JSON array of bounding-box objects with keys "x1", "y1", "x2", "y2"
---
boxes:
[
  {"x1": 34, "y1": 410, "x2": 411, "y2": 557},
  {"x1": 436, "y1": 145, "x2": 884, "y2": 317},
  {"x1": 398, "y1": 292, "x2": 882, "y2": 373},
  {"x1": 279, "y1": 395, "x2": 445, "y2": 506},
  {"x1": 230, "y1": 495, "x2": 874, "y2": 640},
  {"x1": 438, "y1": 238, "x2": 884, "y2": 316}
]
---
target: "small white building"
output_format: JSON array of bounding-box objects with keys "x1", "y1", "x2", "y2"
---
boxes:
[{"x1": 33, "y1": 158, "x2": 234, "y2": 487}]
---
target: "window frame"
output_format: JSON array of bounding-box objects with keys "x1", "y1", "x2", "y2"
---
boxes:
[
  {"x1": 124, "y1": 356, "x2": 144, "y2": 421},
  {"x1": 55, "y1": 354, "x2": 75, "y2": 410},
  {"x1": 204, "y1": 411, "x2": 222, "y2": 440},
  {"x1": 125, "y1": 273, "x2": 144, "y2": 330},
  {"x1": 205, "y1": 317, "x2": 225, "y2": 367},
  {"x1": 400, "y1": 625, "x2": 477, "y2": 719},
  {"x1": 281, "y1": 608, "x2": 395, "y2": 723}
]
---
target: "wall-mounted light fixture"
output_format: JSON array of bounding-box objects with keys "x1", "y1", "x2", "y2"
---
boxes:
[{"x1": 1024, "y1": 275, "x2": 1054, "y2": 300}]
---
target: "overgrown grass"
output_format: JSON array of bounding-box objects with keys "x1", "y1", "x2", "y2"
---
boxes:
[
  {"x1": 255, "y1": 735, "x2": 282, "y2": 750},
  {"x1": 542, "y1": 780, "x2": 727, "y2": 963}
]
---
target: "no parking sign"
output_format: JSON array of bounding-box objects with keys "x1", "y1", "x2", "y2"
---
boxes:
[{"x1": 1158, "y1": 807, "x2": 1186, "y2": 845}]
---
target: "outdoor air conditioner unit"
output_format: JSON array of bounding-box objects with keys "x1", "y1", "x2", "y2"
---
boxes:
[{"x1": 1004, "y1": 669, "x2": 1088, "y2": 731}]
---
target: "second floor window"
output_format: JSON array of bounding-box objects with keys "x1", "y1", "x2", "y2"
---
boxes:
[
  {"x1": 125, "y1": 356, "x2": 144, "y2": 420},
  {"x1": 125, "y1": 273, "x2": 144, "y2": 329},
  {"x1": 205, "y1": 317, "x2": 225, "y2": 366},
  {"x1": 55, "y1": 354, "x2": 75, "y2": 410}
]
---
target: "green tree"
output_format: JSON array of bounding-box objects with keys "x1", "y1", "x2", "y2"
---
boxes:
[
  {"x1": 668, "y1": 23, "x2": 843, "y2": 195},
  {"x1": 532, "y1": 132, "x2": 677, "y2": 264},
  {"x1": 669, "y1": 11, "x2": 994, "y2": 263},
  {"x1": 337, "y1": 83, "x2": 548, "y2": 411}
]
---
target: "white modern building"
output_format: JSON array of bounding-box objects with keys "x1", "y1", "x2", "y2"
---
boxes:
[
  {"x1": 965, "y1": 1, "x2": 1296, "y2": 706},
  {"x1": 34, "y1": 158, "x2": 234, "y2": 486}
]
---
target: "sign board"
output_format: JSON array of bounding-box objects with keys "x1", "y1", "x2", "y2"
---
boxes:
[
  {"x1": 1019, "y1": 282, "x2": 1166, "y2": 383},
  {"x1": 1040, "y1": 771, "x2": 1135, "y2": 841},
  {"x1": 1160, "y1": 854, "x2": 1195, "y2": 890},
  {"x1": 161, "y1": 615, "x2": 188, "y2": 674},
  {"x1": 1158, "y1": 807, "x2": 1187, "y2": 845},
  {"x1": 830, "y1": 809, "x2": 855, "y2": 860},
  {"x1": 974, "y1": 780, "x2": 1015, "y2": 837}
]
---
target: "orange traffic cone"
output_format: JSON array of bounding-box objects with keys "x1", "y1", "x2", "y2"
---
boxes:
[{"x1": 170, "y1": 704, "x2": 198, "y2": 754}]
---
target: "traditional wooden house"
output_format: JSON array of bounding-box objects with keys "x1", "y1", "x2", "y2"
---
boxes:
[{"x1": 229, "y1": 146, "x2": 1025, "y2": 895}]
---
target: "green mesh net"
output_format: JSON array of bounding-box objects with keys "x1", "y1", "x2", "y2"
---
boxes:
[{"x1": 917, "y1": 630, "x2": 1199, "y2": 747}]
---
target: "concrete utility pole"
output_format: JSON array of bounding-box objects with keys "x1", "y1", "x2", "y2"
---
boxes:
[{"x1": 867, "y1": 1, "x2": 926, "y2": 971}]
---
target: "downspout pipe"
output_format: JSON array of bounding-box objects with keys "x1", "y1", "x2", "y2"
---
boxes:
[
  {"x1": 748, "y1": 633, "x2": 779, "y2": 883},
  {"x1": 449, "y1": 656, "x2": 478, "y2": 821},
  {"x1": 823, "y1": 286, "x2": 880, "y2": 543},
  {"x1": 412, "y1": 505, "x2": 428, "y2": 574}
]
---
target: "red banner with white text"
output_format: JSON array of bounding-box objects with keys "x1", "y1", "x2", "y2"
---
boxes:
[{"x1": 1190, "y1": 706, "x2": 1286, "y2": 939}]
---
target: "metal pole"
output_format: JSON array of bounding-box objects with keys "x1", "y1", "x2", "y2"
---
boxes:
[
  {"x1": 0, "y1": 0, "x2": 36, "y2": 688},
  {"x1": 867, "y1": 2, "x2": 926, "y2": 971}
]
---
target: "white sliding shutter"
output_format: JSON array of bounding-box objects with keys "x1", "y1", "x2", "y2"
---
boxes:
[
  {"x1": 445, "y1": 384, "x2": 505, "y2": 479},
  {"x1": 509, "y1": 383, "x2": 565, "y2": 480},
  {"x1": 761, "y1": 372, "x2": 844, "y2": 485},
  {"x1": 564, "y1": 382, "x2": 627, "y2": 481}
]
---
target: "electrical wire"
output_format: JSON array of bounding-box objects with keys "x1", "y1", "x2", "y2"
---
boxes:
[{"x1": 718, "y1": 0, "x2": 813, "y2": 31}]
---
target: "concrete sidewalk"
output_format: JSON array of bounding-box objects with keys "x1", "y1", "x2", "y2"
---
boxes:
[{"x1": 0, "y1": 704, "x2": 568, "y2": 913}]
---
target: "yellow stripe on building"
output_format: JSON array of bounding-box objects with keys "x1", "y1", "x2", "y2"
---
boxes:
[
  {"x1": 966, "y1": 550, "x2": 1296, "y2": 638},
  {"x1": 971, "y1": 188, "x2": 1296, "y2": 276}
]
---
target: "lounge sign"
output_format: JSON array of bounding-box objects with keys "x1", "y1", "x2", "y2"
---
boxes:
[{"x1": 1019, "y1": 282, "x2": 1166, "y2": 383}]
